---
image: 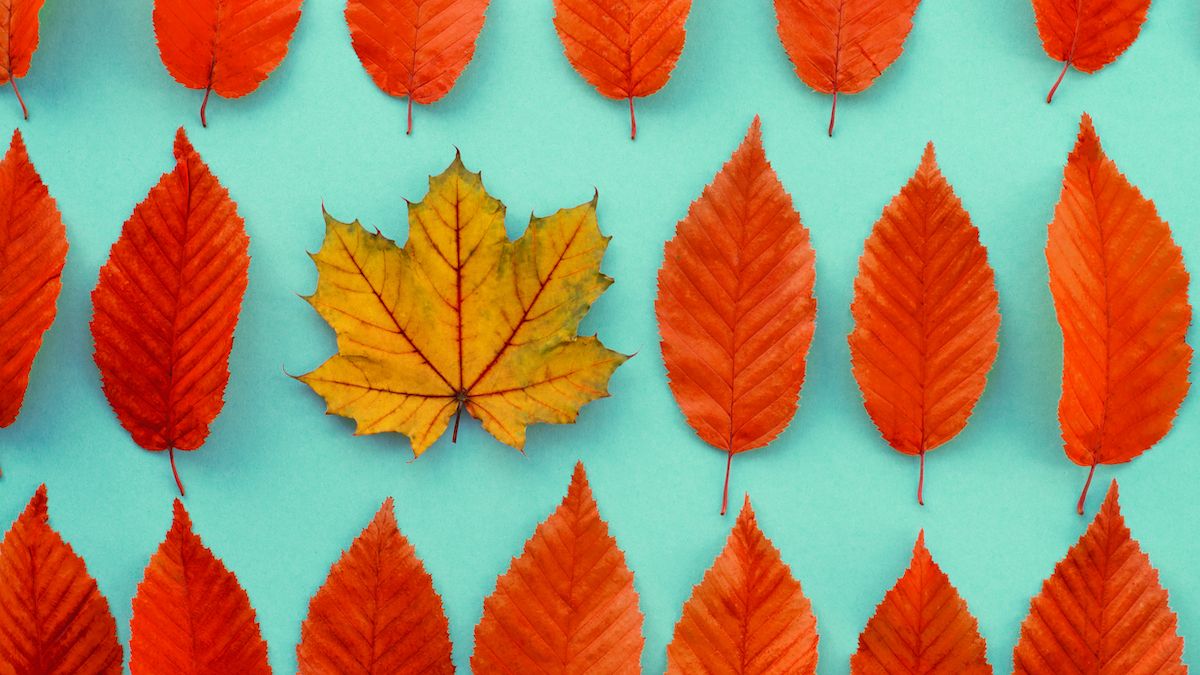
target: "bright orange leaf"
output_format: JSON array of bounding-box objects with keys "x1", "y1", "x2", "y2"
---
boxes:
[
  {"x1": 0, "y1": 130, "x2": 67, "y2": 438},
  {"x1": 1047, "y1": 114, "x2": 1192, "y2": 513},
  {"x1": 852, "y1": 532, "x2": 991, "y2": 674},
  {"x1": 346, "y1": 0, "x2": 489, "y2": 135},
  {"x1": 90, "y1": 129, "x2": 250, "y2": 496},
  {"x1": 0, "y1": 0, "x2": 45, "y2": 118},
  {"x1": 0, "y1": 486, "x2": 124, "y2": 674},
  {"x1": 298, "y1": 153, "x2": 627, "y2": 457},
  {"x1": 1013, "y1": 481, "x2": 1185, "y2": 674},
  {"x1": 849, "y1": 143, "x2": 1000, "y2": 505},
  {"x1": 655, "y1": 117, "x2": 816, "y2": 514},
  {"x1": 129, "y1": 500, "x2": 269, "y2": 675},
  {"x1": 153, "y1": 0, "x2": 303, "y2": 126},
  {"x1": 552, "y1": 0, "x2": 692, "y2": 139},
  {"x1": 472, "y1": 462, "x2": 644, "y2": 672},
  {"x1": 1034, "y1": 0, "x2": 1149, "y2": 102},
  {"x1": 297, "y1": 498, "x2": 454, "y2": 674},
  {"x1": 666, "y1": 496, "x2": 819, "y2": 674},
  {"x1": 774, "y1": 0, "x2": 922, "y2": 135}
]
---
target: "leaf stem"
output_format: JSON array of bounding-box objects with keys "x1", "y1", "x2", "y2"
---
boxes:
[
  {"x1": 1047, "y1": 60, "x2": 1070, "y2": 104},
  {"x1": 407, "y1": 98, "x2": 413, "y2": 135},
  {"x1": 10, "y1": 78, "x2": 27, "y2": 120},
  {"x1": 828, "y1": 90, "x2": 838, "y2": 137},
  {"x1": 1076, "y1": 462, "x2": 1096, "y2": 515},
  {"x1": 451, "y1": 397, "x2": 464, "y2": 443},
  {"x1": 720, "y1": 450, "x2": 733, "y2": 515},
  {"x1": 169, "y1": 448, "x2": 185, "y2": 497},
  {"x1": 200, "y1": 86, "x2": 212, "y2": 128},
  {"x1": 628, "y1": 96, "x2": 637, "y2": 140},
  {"x1": 917, "y1": 451, "x2": 925, "y2": 506}
]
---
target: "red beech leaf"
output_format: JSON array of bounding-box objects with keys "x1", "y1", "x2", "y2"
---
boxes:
[
  {"x1": 1033, "y1": 0, "x2": 1149, "y2": 103},
  {"x1": 1047, "y1": 114, "x2": 1192, "y2": 513},
  {"x1": 774, "y1": 0, "x2": 921, "y2": 135},
  {"x1": 1013, "y1": 481, "x2": 1185, "y2": 674},
  {"x1": 666, "y1": 496, "x2": 819, "y2": 674},
  {"x1": 153, "y1": 0, "x2": 303, "y2": 126},
  {"x1": 297, "y1": 498, "x2": 453, "y2": 674},
  {"x1": 848, "y1": 143, "x2": 1000, "y2": 506},
  {"x1": 852, "y1": 532, "x2": 992, "y2": 674},
  {"x1": 90, "y1": 128, "x2": 250, "y2": 497},
  {"x1": 0, "y1": 0, "x2": 44, "y2": 118},
  {"x1": 346, "y1": 0, "x2": 489, "y2": 135},
  {"x1": 471, "y1": 462, "x2": 644, "y2": 672},
  {"x1": 0, "y1": 486, "x2": 124, "y2": 674},
  {"x1": 129, "y1": 500, "x2": 269, "y2": 675},
  {"x1": 655, "y1": 117, "x2": 817, "y2": 514},
  {"x1": 0, "y1": 131, "x2": 67, "y2": 437},
  {"x1": 552, "y1": 0, "x2": 692, "y2": 139}
]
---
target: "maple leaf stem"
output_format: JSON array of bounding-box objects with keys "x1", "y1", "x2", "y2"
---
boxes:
[
  {"x1": 628, "y1": 96, "x2": 637, "y2": 140},
  {"x1": 9, "y1": 78, "x2": 27, "y2": 120},
  {"x1": 917, "y1": 451, "x2": 925, "y2": 506},
  {"x1": 407, "y1": 98, "x2": 413, "y2": 135},
  {"x1": 1076, "y1": 462, "x2": 1096, "y2": 515},
  {"x1": 828, "y1": 91, "x2": 837, "y2": 137},
  {"x1": 451, "y1": 399, "x2": 464, "y2": 443},
  {"x1": 200, "y1": 87, "x2": 212, "y2": 128},
  {"x1": 720, "y1": 451, "x2": 733, "y2": 516},
  {"x1": 169, "y1": 448, "x2": 185, "y2": 497},
  {"x1": 1047, "y1": 60, "x2": 1070, "y2": 104}
]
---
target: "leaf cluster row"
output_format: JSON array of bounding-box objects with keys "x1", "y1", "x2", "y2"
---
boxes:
[{"x1": 0, "y1": 463, "x2": 1183, "y2": 673}]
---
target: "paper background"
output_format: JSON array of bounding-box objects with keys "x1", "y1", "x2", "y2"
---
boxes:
[{"x1": 2, "y1": 0, "x2": 1197, "y2": 671}]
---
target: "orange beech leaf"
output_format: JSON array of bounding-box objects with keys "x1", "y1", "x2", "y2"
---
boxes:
[
  {"x1": 1047, "y1": 114, "x2": 1192, "y2": 514},
  {"x1": 552, "y1": 0, "x2": 692, "y2": 139},
  {"x1": 297, "y1": 498, "x2": 453, "y2": 674},
  {"x1": 90, "y1": 129, "x2": 250, "y2": 497},
  {"x1": 129, "y1": 500, "x2": 269, "y2": 675},
  {"x1": 852, "y1": 532, "x2": 991, "y2": 674},
  {"x1": 666, "y1": 496, "x2": 819, "y2": 674},
  {"x1": 153, "y1": 0, "x2": 303, "y2": 126},
  {"x1": 472, "y1": 462, "x2": 643, "y2": 672},
  {"x1": 849, "y1": 143, "x2": 1000, "y2": 506},
  {"x1": 1013, "y1": 481, "x2": 1185, "y2": 673},
  {"x1": 656, "y1": 117, "x2": 817, "y2": 514},
  {"x1": 0, "y1": 0, "x2": 46, "y2": 118},
  {"x1": 774, "y1": 0, "x2": 921, "y2": 135},
  {"x1": 0, "y1": 131, "x2": 67, "y2": 440},
  {"x1": 0, "y1": 486, "x2": 123, "y2": 674},
  {"x1": 346, "y1": 0, "x2": 489, "y2": 135},
  {"x1": 1034, "y1": 0, "x2": 1149, "y2": 103}
]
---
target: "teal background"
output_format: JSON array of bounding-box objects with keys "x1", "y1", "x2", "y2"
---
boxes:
[{"x1": 1, "y1": 0, "x2": 1197, "y2": 672}]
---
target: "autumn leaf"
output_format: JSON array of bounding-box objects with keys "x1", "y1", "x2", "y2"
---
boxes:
[
  {"x1": 849, "y1": 143, "x2": 1000, "y2": 505},
  {"x1": 90, "y1": 128, "x2": 250, "y2": 496},
  {"x1": 0, "y1": 0, "x2": 45, "y2": 118},
  {"x1": 1047, "y1": 114, "x2": 1192, "y2": 513},
  {"x1": 1013, "y1": 481, "x2": 1185, "y2": 673},
  {"x1": 774, "y1": 0, "x2": 922, "y2": 135},
  {"x1": 346, "y1": 0, "x2": 489, "y2": 135},
  {"x1": 655, "y1": 117, "x2": 816, "y2": 514},
  {"x1": 552, "y1": 0, "x2": 692, "y2": 139},
  {"x1": 1034, "y1": 0, "x2": 1149, "y2": 102},
  {"x1": 297, "y1": 498, "x2": 453, "y2": 674},
  {"x1": 0, "y1": 131, "x2": 67, "y2": 440},
  {"x1": 666, "y1": 496, "x2": 819, "y2": 674},
  {"x1": 130, "y1": 500, "x2": 269, "y2": 675},
  {"x1": 0, "y1": 486, "x2": 124, "y2": 674},
  {"x1": 153, "y1": 0, "x2": 303, "y2": 126},
  {"x1": 298, "y1": 153, "x2": 627, "y2": 456},
  {"x1": 852, "y1": 532, "x2": 991, "y2": 674},
  {"x1": 472, "y1": 462, "x2": 643, "y2": 672}
]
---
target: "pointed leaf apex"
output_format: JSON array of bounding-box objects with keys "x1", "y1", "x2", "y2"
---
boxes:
[
  {"x1": 374, "y1": 497, "x2": 398, "y2": 527},
  {"x1": 1073, "y1": 113, "x2": 1102, "y2": 159},
  {"x1": 171, "y1": 498, "x2": 191, "y2": 529},
  {"x1": 742, "y1": 117, "x2": 764, "y2": 149},
  {"x1": 9, "y1": 128, "x2": 25, "y2": 151},
  {"x1": 24, "y1": 484, "x2": 49, "y2": 520},
  {"x1": 1101, "y1": 479, "x2": 1121, "y2": 510},
  {"x1": 921, "y1": 141, "x2": 937, "y2": 165},
  {"x1": 173, "y1": 127, "x2": 194, "y2": 156}
]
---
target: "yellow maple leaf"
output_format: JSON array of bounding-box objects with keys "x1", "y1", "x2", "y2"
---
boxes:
[{"x1": 299, "y1": 153, "x2": 629, "y2": 455}]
